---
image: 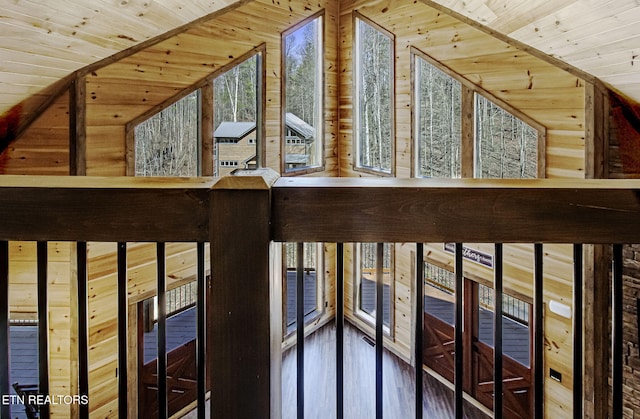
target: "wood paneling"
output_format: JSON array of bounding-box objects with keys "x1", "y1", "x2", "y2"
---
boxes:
[
  {"x1": 83, "y1": 241, "x2": 209, "y2": 417},
  {"x1": 0, "y1": 0, "x2": 247, "y2": 117},
  {"x1": 0, "y1": 0, "x2": 615, "y2": 417},
  {"x1": 85, "y1": 0, "x2": 339, "y2": 177},
  {"x1": 1, "y1": 92, "x2": 70, "y2": 175},
  {"x1": 423, "y1": 0, "x2": 640, "y2": 102},
  {"x1": 7, "y1": 241, "x2": 72, "y2": 418}
]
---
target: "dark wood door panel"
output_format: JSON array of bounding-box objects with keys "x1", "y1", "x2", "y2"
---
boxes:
[
  {"x1": 140, "y1": 339, "x2": 198, "y2": 417},
  {"x1": 473, "y1": 340, "x2": 532, "y2": 419},
  {"x1": 423, "y1": 312, "x2": 456, "y2": 383}
]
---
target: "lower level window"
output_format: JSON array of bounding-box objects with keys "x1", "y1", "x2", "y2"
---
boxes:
[
  {"x1": 356, "y1": 242, "x2": 393, "y2": 331},
  {"x1": 283, "y1": 242, "x2": 323, "y2": 334}
]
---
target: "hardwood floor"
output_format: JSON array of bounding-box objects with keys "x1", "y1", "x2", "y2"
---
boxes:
[
  {"x1": 182, "y1": 321, "x2": 491, "y2": 418},
  {"x1": 282, "y1": 322, "x2": 490, "y2": 419}
]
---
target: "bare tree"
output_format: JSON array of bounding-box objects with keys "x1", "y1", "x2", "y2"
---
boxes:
[{"x1": 134, "y1": 90, "x2": 199, "y2": 176}]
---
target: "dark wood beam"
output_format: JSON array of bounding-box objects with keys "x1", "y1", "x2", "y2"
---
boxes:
[
  {"x1": 272, "y1": 177, "x2": 640, "y2": 243},
  {"x1": 0, "y1": 176, "x2": 214, "y2": 242}
]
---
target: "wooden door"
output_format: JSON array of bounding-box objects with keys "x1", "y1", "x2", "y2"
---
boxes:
[
  {"x1": 471, "y1": 279, "x2": 533, "y2": 418},
  {"x1": 422, "y1": 278, "x2": 534, "y2": 418},
  {"x1": 423, "y1": 312, "x2": 455, "y2": 383},
  {"x1": 140, "y1": 339, "x2": 198, "y2": 417},
  {"x1": 473, "y1": 339, "x2": 532, "y2": 418}
]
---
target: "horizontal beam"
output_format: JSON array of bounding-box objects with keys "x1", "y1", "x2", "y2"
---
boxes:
[
  {"x1": 271, "y1": 177, "x2": 640, "y2": 243},
  {"x1": 0, "y1": 176, "x2": 215, "y2": 242},
  {"x1": 4, "y1": 175, "x2": 640, "y2": 244}
]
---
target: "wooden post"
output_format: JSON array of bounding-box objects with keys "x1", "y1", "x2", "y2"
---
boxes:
[
  {"x1": 209, "y1": 169, "x2": 281, "y2": 418},
  {"x1": 70, "y1": 75, "x2": 87, "y2": 176},
  {"x1": 201, "y1": 83, "x2": 214, "y2": 176},
  {"x1": 583, "y1": 81, "x2": 608, "y2": 419}
]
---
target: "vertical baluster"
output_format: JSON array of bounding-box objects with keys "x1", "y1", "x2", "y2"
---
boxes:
[
  {"x1": 534, "y1": 244, "x2": 544, "y2": 419},
  {"x1": 37, "y1": 241, "x2": 50, "y2": 419},
  {"x1": 157, "y1": 242, "x2": 167, "y2": 419},
  {"x1": 196, "y1": 242, "x2": 206, "y2": 419},
  {"x1": 494, "y1": 243, "x2": 503, "y2": 419},
  {"x1": 117, "y1": 242, "x2": 128, "y2": 418},
  {"x1": 573, "y1": 244, "x2": 583, "y2": 419},
  {"x1": 77, "y1": 242, "x2": 89, "y2": 419},
  {"x1": 612, "y1": 244, "x2": 623, "y2": 419},
  {"x1": 296, "y1": 242, "x2": 305, "y2": 419},
  {"x1": 0, "y1": 241, "x2": 10, "y2": 419},
  {"x1": 376, "y1": 242, "x2": 384, "y2": 419},
  {"x1": 415, "y1": 243, "x2": 424, "y2": 419},
  {"x1": 336, "y1": 243, "x2": 344, "y2": 419},
  {"x1": 454, "y1": 243, "x2": 463, "y2": 419}
]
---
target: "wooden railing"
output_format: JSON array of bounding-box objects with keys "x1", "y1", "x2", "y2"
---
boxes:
[{"x1": 0, "y1": 172, "x2": 639, "y2": 418}]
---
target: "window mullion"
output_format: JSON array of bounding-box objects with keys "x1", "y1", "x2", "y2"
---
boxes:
[{"x1": 461, "y1": 84, "x2": 475, "y2": 179}]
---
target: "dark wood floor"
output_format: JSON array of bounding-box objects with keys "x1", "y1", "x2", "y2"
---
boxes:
[{"x1": 282, "y1": 322, "x2": 490, "y2": 419}]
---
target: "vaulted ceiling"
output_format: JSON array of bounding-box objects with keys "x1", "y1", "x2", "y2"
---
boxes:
[
  {"x1": 429, "y1": 0, "x2": 640, "y2": 101},
  {"x1": 1, "y1": 0, "x2": 639, "y2": 121}
]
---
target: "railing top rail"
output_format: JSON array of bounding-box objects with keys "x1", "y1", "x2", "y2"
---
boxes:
[
  {"x1": 0, "y1": 175, "x2": 217, "y2": 242},
  {"x1": 271, "y1": 177, "x2": 640, "y2": 244},
  {"x1": 274, "y1": 176, "x2": 640, "y2": 190},
  {"x1": 0, "y1": 175, "x2": 217, "y2": 189},
  {"x1": 2, "y1": 174, "x2": 640, "y2": 244}
]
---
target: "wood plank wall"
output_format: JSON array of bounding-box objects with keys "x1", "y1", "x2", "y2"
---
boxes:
[
  {"x1": 338, "y1": 0, "x2": 589, "y2": 416},
  {"x1": 1, "y1": 92, "x2": 70, "y2": 175},
  {"x1": 83, "y1": 0, "x2": 339, "y2": 177},
  {"x1": 1, "y1": 97, "x2": 72, "y2": 418},
  {"x1": 0, "y1": 0, "x2": 246, "y2": 127}
]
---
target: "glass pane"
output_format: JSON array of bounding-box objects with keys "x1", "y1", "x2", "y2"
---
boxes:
[
  {"x1": 423, "y1": 262, "x2": 455, "y2": 325},
  {"x1": 356, "y1": 19, "x2": 393, "y2": 173},
  {"x1": 284, "y1": 243, "x2": 319, "y2": 332},
  {"x1": 477, "y1": 284, "x2": 531, "y2": 366},
  {"x1": 359, "y1": 243, "x2": 391, "y2": 327},
  {"x1": 284, "y1": 17, "x2": 323, "y2": 171},
  {"x1": 213, "y1": 54, "x2": 260, "y2": 177},
  {"x1": 475, "y1": 94, "x2": 538, "y2": 179},
  {"x1": 134, "y1": 90, "x2": 200, "y2": 176},
  {"x1": 415, "y1": 56, "x2": 462, "y2": 178}
]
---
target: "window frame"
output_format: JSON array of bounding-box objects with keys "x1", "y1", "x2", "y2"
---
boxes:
[
  {"x1": 353, "y1": 242, "x2": 395, "y2": 337},
  {"x1": 281, "y1": 11, "x2": 325, "y2": 176},
  {"x1": 410, "y1": 47, "x2": 546, "y2": 179},
  {"x1": 353, "y1": 12, "x2": 396, "y2": 177}
]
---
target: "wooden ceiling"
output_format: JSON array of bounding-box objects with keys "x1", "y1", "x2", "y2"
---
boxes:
[
  {"x1": 425, "y1": 0, "x2": 640, "y2": 101},
  {"x1": 1, "y1": 0, "x2": 639, "y2": 120},
  {"x1": 0, "y1": 0, "x2": 245, "y2": 115}
]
